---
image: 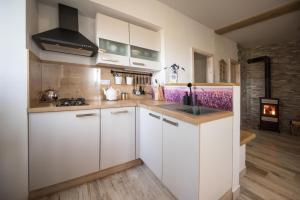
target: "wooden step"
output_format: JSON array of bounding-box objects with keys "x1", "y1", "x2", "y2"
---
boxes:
[{"x1": 241, "y1": 130, "x2": 256, "y2": 146}]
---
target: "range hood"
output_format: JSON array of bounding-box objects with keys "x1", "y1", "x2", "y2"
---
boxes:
[{"x1": 32, "y1": 4, "x2": 98, "y2": 57}]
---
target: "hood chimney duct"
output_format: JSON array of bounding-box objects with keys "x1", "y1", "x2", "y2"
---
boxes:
[{"x1": 247, "y1": 56, "x2": 271, "y2": 98}]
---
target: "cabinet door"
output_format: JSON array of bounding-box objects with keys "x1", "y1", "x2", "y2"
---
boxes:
[
  {"x1": 96, "y1": 13, "x2": 129, "y2": 44},
  {"x1": 162, "y1": 116, "x2": 199, "y2": 200},
  {"x1": 199, "y1": 117, "x2": 233, "y2": 200},
  {"x1": 29, "y1": 110, "x2": 100, "y2": 190},
  {"x1": 139, "y1": 108, "x2": 163, "y2": 179},
  {"x1": 100, "y1": 107, "x2": 135, "y2": 170},
  {"x1": 129, "y1": 24, "x2": 160, "y2": 51},
  {"x1": 95, "y1": 13, "x2": 130, "y2": 66}
]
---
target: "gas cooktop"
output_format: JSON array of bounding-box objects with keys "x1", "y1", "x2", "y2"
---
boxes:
[{"x1": 56, "y1": 98, "x2": 88, "y2": 107}]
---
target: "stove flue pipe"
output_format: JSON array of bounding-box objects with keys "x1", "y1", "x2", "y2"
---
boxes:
[{"x1": 247, "y1": 56, "x2": 271, "y2": 98}]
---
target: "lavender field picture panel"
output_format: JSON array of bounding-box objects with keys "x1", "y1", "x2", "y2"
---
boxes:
[{"x1": 164, "y1": 86, "x2": 233, "y2": 111}]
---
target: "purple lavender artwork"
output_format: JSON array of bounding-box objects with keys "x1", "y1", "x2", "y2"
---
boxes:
[{"x1": 164, "y1": 86, "x2": 233, "y2": 111}]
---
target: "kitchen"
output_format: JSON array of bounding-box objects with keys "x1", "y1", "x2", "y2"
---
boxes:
[
  {"x1": 1, "y1": 0, "x2": 299, "y2": 200},
  {"x1": 27, "y1": 2, "x2": 239, "y2": 199}
]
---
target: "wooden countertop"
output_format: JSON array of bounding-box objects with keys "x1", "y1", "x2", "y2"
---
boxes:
[
  {"x1": 28, "y1": 100, "x2": 233, "y2": 125},
  {"x1": 165, "y1": 82, "x2": 240, "y2": 86}
]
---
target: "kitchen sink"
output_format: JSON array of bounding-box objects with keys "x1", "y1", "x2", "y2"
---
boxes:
[{"x1": 157, "y1": 104, "x2": 221, "y2": 115}]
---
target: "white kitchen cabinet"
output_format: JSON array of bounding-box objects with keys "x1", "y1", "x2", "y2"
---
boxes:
[
  {"x1": 95, "y1": 13, "x2": 130, "y2": 66},
  {"x1": 162, "y1": 115, "x2": 199, "y2": 200},
  {"x1": 199, "y1": 117, "x2": 233, "y2": 200},
  {"x1": 129, "y1": 24, "x2": 161, "y2": 70},
  {"x1": 129, "y1": 24, "x2": 160, "y2": 51},
  {"x1": 96, "y1": 13, "x2": 129, "y2": 44},
  {"x1": 100, "y1": 107, "x2": 136, "y2": 170},
  {"x1": 29, "y1": 110, "x2": 100, "y2": 191},
  {"x1": 162, "y1": 115, "x2": 233, "y2": 200},
  {"x1": 139, "y1": 108, "x2": 163, "y2": 179}
]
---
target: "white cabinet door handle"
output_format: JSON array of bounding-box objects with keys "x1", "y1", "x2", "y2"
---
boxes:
[
  {"x1": 132, "y1": 62, "x2": 145, "y2": 66},
  {"x1": 149, "y1": 113, "x2": 160, "y2": 119},
  {"x1": 111, "y1": 110, "x2": 129, "y2": 115},
  {"x1": 102, "y1": 57, "x2": 119, "y2": 62},
  {"x1": 76, "y1": 113, "x2": 97, "y2": 118},
  {"x1": 163, "y1": 118, "x2": 178, "y2": 127}
]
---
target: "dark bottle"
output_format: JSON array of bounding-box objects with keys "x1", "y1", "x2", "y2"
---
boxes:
[{"x1": 183, "y1": 91, "x2": 190, "y2": 105}]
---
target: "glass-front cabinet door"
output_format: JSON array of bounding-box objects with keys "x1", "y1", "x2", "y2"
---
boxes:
[
  {"x1": 130, "y1": 45, "x2": 160, "y2": 70},
  {"x1": 97, "y1": 38, "x2": 130, "y2": 66}
]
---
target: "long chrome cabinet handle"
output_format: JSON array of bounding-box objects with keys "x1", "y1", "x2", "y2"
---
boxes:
[
  {"x1": 76, "y1": 113, "x2": 97, "y2": 118},
  {"x1": 149, "y1": 113, "x2": 160, "y2": 119},
  {"x1": 132, "y1": 62, "x2": 145, "y2": 66},
  {"x1": 163, "y1": 118, "x2": 178, "y2": 127},
  {"x1": 111, "y1": 110, "x2": 129, "y2": 115}
]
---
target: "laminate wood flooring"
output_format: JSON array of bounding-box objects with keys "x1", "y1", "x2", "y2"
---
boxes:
[
  {"x1": 38, "y1": 165, "x2": 175, "y2": 200},
  {"x1": 38, "y1": 129, "x2": 300, "y2": 200},
  {"x1": 240, "y1": 130, "x2": 300, "y2": 200}
]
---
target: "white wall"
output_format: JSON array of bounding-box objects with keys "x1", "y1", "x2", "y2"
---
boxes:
[
  {"x1": 214, "y1": 34, "x2": 238, "y2": 82},
  {"x1": 0, "y1": 1, "x2": 28, "y2": 199},
  {"x1": 29, "y1": 0, "x2": 237, "y2": 83}
]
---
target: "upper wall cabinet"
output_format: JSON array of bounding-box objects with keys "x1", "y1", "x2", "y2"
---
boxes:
[
  {"x1": 95, "y1": 13, "x2": 161, "y2": 71},
  {"x1": 129, "y1": 24, "x2": 160, "y2": 51},
  {"x1": 95, "y1": 13, "x2": 130, "y2": 66},
  {"x1": 96, "y1": 13, "x2": 129, "y2": 44},
  {"x1": 129, "y1": 24, "x2": 161, "y2": 71}
]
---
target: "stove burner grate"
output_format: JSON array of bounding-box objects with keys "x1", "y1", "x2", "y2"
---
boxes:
[{"x1": 56, "y1": 98, "x2": 88, "y2": 107}]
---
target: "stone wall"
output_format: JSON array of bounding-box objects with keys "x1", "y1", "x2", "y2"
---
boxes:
[{"x1": 239, "y1": 40, "x2": 300, "y2": 133}]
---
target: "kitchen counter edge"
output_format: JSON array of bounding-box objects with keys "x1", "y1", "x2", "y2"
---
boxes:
[{"x1": 28, "y1": 100, "x2": 233, "y2": 125}]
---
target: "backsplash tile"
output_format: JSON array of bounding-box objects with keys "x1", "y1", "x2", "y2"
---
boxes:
[
  {"x1": 41, "y1": 62, "x2": 101, "y2": 100},
  {"x1": 28, "y1": 52, "x2": 152, "y2": 106},
  {"x1": 164, "y1": 86, "x2": 233, "y2": 111}
]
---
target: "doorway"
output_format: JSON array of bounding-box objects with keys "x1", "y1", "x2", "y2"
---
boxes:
[{"x1": 192, "y1": 49, "x2": 213, "y2": 83}]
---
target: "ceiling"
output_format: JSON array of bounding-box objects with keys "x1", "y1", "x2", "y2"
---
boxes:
[{"x1": 157, "y1": 0, "x2": 300, "y2": 47}]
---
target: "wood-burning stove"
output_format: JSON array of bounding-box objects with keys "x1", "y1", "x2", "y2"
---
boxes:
[
  {"x1": 260, "y1": 97, "x2": 279, "y2": 132},
  {"x1": 247, "y1": 56, "x2": 280, "y2": 132}
]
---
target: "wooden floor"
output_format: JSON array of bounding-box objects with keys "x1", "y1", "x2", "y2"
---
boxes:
[
  {"x1": 38, "y1": 165, "x2": 175, "y2": 200},
  {"x1": 38, "y1": 130, "x2": 300, "y2": 200},
  {"x1": 240, "y1": 130, "x2": 300, "y2": 200}
]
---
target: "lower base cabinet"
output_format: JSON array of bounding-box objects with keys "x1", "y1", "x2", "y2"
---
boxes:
[
  {"x1": 139, "y1": 108, "x2": 163, "y2": 179},
  {"x1": 29, "y1": 110, "x2": 100, "y2": 191},
  {"x1": 162, "y1": 115, "x2": 233, "y2": 200},
  {"x1": 162, "y1": 115, "x2": 199, "y2": 200},
  {"x1": 100, "y1": 107, "x2": 136, "y2": 170}
]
